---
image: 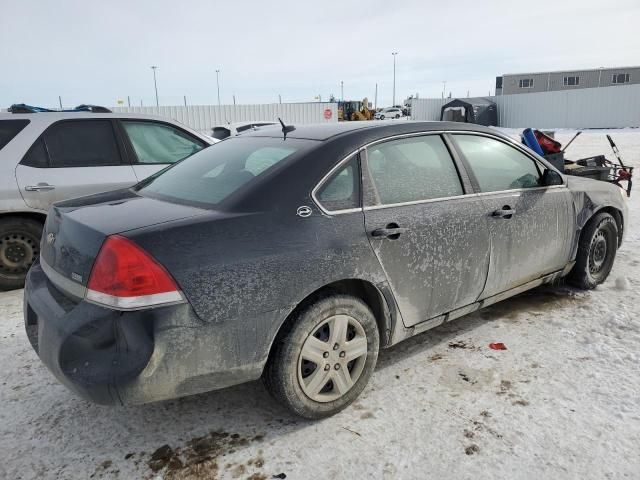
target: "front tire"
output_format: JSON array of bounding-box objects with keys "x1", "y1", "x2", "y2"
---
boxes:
[
  {"x1": 263, "y1": 294, "x2": 379, "y2": 419},
  {"x1": 569, "y1": 212, "x2": 618, "y2": 289},
  {"x1": 0, "y1": 217, "x2": 43, "y2": 290}
]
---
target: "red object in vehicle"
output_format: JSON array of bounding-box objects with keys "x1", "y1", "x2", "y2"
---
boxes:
[
  {"x1": 86, "y1": 235, "x2": 183, "y2": 309},
  {"x1": 617, "y1": 169, "x2": 632, "y2": 181},
  {"x1": 489, "y1": 342, "x2": 507, "y2": 350},
  {"x1": 534, "y1": 130, "x2": 562, "y2": 154}
]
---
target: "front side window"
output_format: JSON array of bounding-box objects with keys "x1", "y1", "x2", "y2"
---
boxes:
[
  {"x1": 453, "y1": 135, "x2": 541, "y2": 192},
  {"x1": 122, "y1": 121, "x2": 205, "y2": 164},
  {"x1": 316, "y1": 156, "x2": 360, "y2": 211},
  {"x1": 43, "y1": 120, "x2": 121, "y2": 167},
  {"x1": 138, "y1": 137, "x2": 307, "y2": 208},
  {"x1": 563, "y1": 76, "x2": 580, "y2": 86},
  {"x1": 366, "y1": 135, "x2": 463, "y2": 205}
]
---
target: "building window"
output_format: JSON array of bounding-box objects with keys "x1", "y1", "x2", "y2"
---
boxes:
[
  {"x1": 563, "y1": 76, "x2": 580, "y2": 86},
  {"x1": 612, "y1": 73, "x2": 630, "y2": 84},
  {"x1": 518, "y1": 78, "x2": 534, "y2": 88}
]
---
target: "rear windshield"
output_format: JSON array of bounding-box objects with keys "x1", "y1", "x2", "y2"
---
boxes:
[
  {"x1": 137, "y1": 136, "x2": 310, "y2": 208},
  {"x1": 0, "y1": 120, "x2": 29, "y2": 151}
]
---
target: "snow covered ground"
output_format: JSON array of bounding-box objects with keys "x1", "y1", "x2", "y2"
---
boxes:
[{"x1": 1, "y1": 129, "x2": 639, "y2": 480}]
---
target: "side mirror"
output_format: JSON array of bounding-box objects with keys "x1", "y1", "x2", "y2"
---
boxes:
[{"x1": 541, "y1": 169, "x2": 563, "y2": 186}]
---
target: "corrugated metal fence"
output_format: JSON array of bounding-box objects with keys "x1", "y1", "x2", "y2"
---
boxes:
[
  {"x1": 410, "y1": 97, "x2": 457, "y2": 122},
  {"x1": 112, "y1": 102, "x2": 337, "y2": 133},
  {"x1": 412, "y1": 84, "x2": 640, "y2": 128}
]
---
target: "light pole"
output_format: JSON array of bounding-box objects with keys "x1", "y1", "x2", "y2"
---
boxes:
[
  {"x1": 150, "y1": 66, "x2": 159, "y2": 107},
  {"x1": 442, "y1": 80, "x2": 447, "y2": 99},
  {"x1": 392, "y1": 52, "x2": 398, "y2": 106},
  {"x1": 215, "y1": 69, "x2": 221, "y2": 106},
  {"x1": 374, "y1": 83, "x2": 378, "y2": 110},
  {"x1": 341, "y1": 81, "x2": 344, "y2": 101}
]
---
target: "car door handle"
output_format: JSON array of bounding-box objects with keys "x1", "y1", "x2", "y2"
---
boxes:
[
  {"x1": 371, "y1": 225, "x2": 407, "y2": 239},
  {"x1": 492, "y1": 206, "x2": 515, "y2": 219},
  {"x1": 25, "y1": 183, "x2": 55, "y2": 192}
]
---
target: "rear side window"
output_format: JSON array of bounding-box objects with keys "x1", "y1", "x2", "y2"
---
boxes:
[
  {"x1": 316, "y1": 156, "x2": 360, "y2": 211},
  {"x1": 122, "y1": 121, "x2": 205, "y2": 164},
  {"x1": 453, "y1": 135, "x2": 541, "y2": 192},
  {"x1": 43, "y1": 120, "x2": 122, "y2": 167},
  {"x1": 366, "y1": 135, "x2": 463, "y2": 205},
  {"x1": 0, "y1": 120, "x2": 29, "y2": 151},
  {"x1": 138, "y1": 137, "x2": 308, "y2": 208}
]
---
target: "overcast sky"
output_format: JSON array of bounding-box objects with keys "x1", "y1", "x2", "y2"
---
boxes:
[{"x1": 2, "y1": 0, "x2": 639, "y2": 109}]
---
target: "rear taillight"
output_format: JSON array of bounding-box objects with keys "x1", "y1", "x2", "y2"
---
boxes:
[{"x1": 86, "y1": 235, "x2": 184, "y2": 310}]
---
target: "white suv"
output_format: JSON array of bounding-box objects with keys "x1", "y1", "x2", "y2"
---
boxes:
[
  {"x1": 0, "y1": 108, "x2": 215, "y2": 289},
  {"x1": 374, "y1": 107, "x2": 404, "y2": 120}
]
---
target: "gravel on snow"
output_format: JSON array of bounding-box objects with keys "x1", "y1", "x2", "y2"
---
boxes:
[{"x1": 0, "y1": 129, "x2": 639, "y2": 480}]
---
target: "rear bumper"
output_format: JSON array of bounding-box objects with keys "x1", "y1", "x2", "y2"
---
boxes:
[{"x1": 24, "y1": 261, "x2": 270, "y2": 405}]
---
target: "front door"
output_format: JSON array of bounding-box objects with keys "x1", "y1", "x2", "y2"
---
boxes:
[
  {"x1": 362, "y1": 134, "x2": 491, "y2": 327},
  {"x1": 15, "y1": 119, "x2": 137, "y2": 211},
  {"x1": 450, "y1": 133, "x2": 574, "y2": 298}
]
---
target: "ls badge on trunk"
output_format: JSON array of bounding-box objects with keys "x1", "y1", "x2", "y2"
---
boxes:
[{"x1": 46, "y1": 233, "x2": 56, "y2": 245}]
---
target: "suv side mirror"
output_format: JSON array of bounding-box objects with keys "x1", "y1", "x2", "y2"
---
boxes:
[{"x1": 541, "y1": 169, "x2": 563, "y2": 186}]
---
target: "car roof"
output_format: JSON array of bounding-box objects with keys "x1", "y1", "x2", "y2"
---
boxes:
[
  {"x1": 0, "y1": 111, "x2": 212, "y2": 142},
  {"x1": 241, "y1": 120, "x2": 499, "y2": 141},
  {"x1": 0, "y1": 111, "x2": 183, "y2": 123}
]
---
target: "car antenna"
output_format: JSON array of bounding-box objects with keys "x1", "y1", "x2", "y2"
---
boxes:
[{"x1": 278, "y1": 117, "x2": 295, "y2": 139}]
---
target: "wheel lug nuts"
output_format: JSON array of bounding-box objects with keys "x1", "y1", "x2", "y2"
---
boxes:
[
  {"x1": 334, "y1": 364, "x2": 340, "y2": 370},
  {"x1": 339, "y1": 351, "x2": 345, "y2": 358},
  {"x1": 323, "y1": 352, "x2": 329, "y2": 358},
  {"x1": 333, "y1": 343, "x2": 340, "y2": 350},
  {"x1": 324, "y1": 364, "x2": 330, "y2": 371}
]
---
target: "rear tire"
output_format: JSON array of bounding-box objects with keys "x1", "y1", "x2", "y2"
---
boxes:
[
  {"x1": 569, "y1": 212, "x2": 618, "y2": 290},
  {"x1": 263, "y1": 294, "x2": 379, "y2": 419},
  {"x1": 0, "y1": 217, "x2": 43, "y2": 291},
  {"x1": 379, "y1": 115, "x2": 385, "y2": 120}
]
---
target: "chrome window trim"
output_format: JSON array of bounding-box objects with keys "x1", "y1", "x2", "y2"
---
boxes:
[
  {"x1": 311, "y1": 150, "x2": 363, "y2": 216},
  {"x1": 362, "y1": 185, "x2": 567, "y2": 212},
  {"x1": 311, "y1": 129, "x2": 566, "y2": 216}
]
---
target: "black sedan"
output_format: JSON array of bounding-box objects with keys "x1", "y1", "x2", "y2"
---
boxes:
[{"x1": 24, "y1": 121, "x2": 627, "y2": 418}]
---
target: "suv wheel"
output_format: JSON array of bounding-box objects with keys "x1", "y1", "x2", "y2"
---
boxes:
[
  {"x1": 0, "y1": 217, "x2": 43, "y2": 290},
  {"x1": 264, "y1": 294, "x2": 379, "y2": 419},
  {"x1": 569, "y1": 212, "x2": 618, "y2": 289}
]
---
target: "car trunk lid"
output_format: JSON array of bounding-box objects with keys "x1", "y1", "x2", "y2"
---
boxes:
[{"x1": 40, "y1": 190, "x2": 208, "y2": 296}]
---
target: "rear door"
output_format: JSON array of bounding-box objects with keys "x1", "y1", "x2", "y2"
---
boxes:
[
  {"x1": 362, "y1": 133, "x2": 491, "y2": 327},
  {"x1": 118, "y1": 120, "x2": 207, "y2": 181},
  {"x1": 450, "y1": 133, "x2": 574, "y2": 297},
  {"x1": 15, "y1": 119, "x2": 137, "y2": 211}
]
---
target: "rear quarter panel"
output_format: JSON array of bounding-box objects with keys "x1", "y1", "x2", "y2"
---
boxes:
[{"x1": 125, "y1": 208, "x2": 391, "y2": 361}]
